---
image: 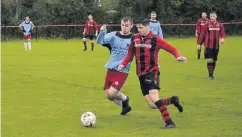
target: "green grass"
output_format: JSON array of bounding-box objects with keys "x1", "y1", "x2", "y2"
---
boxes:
[{"x1": 1, "y1": 37, "x2": 242, "y2": 137}]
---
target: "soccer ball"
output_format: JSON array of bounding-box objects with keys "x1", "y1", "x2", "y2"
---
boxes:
[{"x1": 80, "y1": 112, "x2": 96, "y2": 127}]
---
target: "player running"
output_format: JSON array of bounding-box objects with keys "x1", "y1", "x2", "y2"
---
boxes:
[
  {"x1": 96, "y1": 16, "x2": 133, "y2": 115},
  {"x1": 118, "y1": 19, "x2": 187, "y2": 128}
]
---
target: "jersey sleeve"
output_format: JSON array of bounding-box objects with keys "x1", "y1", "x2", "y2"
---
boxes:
[
  {"x1": 93, "y1": 21, "x2": 98, "y2": 32},
  {"x1": 158, "y1": 21, "x2": 164, "y2": 38},
  {"x1": 156, "y1": 36, "x2": 180, "y2": 58},
  {"x1": 196, "y1": 19, "x2": 201, "y2": 33},
  {"x1": 220, "y1": 24, "x2": 225, "y2": 39},
  {"x1": 84, "y1": 20, "x2": 88, "y2": 32},
  {"x1": 96, "y1": 31, "x2": 115, "y2": 47},
  {"x1": 121, "y1": 37, "x2": 135, "y2": 67},
  {"x1": 19, "y1": 21, "x2": 24, "y2": 27},
  {"x1": 30, "y1": 21, "x2": 35, "y2": 29}
]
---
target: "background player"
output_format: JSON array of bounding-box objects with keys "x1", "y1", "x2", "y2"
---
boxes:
[
  {"x1": 118, "y1": 19, "x2": 187, "y2": 128},
  {"x1": 96, "y1": 17, "x2": 133, "y2": 115},
  {"x1": 196, "y1": 12, "x2": 209, "y2": 59},
  {"x1": 149, "y1": 11, "x2": 163, "y2": 38},
  {"x1": 83, "y1": 15, "x2": 98, "y2": 51},
  {"x1": 202, "y1": 12, "x2": 225, "y2": 80},
  {"x1": 19, "y1": 16, "x2": 34, "y2": 51}
]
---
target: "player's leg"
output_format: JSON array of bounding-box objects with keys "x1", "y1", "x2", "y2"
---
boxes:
[
  {"x1": 197, "y1": 45, "x2": 201, "y2": 59},
  {"x1": 149, "y1": 89, "x2": 175, "y2": 128},
  {"x1": 104, "y1": 69, "x2": 120, "y2": 105},
  {"x1": 144, "y1": 95, "x2": 183, "y2": 110},
  {"x1": 82, "y1": 36, "x2": 87, "y2": 51},
  {"x1": 27, "y1": 34, "x2": 32, "y2": 51},
  {"x1": 197, "y1": 36, "x2": 201, "y2": 59},
  {"x1": 104, "y1": 69, "x2": 131, "y2": 115},
  {"x1": 144, "y1": 95, "x2": 157, "y2": 109},
  {"x1": 202, "y1": 37, "x2": 206, "y2": 59},
  {"x1": 109, "y1": 71, "x2": 131, "y2": 115},
  {"x1": 144, "y1": 94, "x2": 183, "y2": 110},
  {"x1": 23, "y1": 35, "x2": 28, "y2": 51},
  {"x1": 211, "y1": 48, "x2": 219, "y2": 78},
  {"x1": 90, "y1": 35, "x2": 95, "y2": 51},
  {"x1": 141, "y1": 70, "x2": 183, "y2": 128},
  {"x1": 205, "y1": 48, "x2": 215, "y2": 79},
  {"x1": 105, "y1": 89, "x2": 122, "y2": 107}
]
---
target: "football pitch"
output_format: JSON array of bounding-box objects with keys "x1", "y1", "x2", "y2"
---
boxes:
[{"x1": 1, "y1": 37, "x2": 242, "y2": 137}]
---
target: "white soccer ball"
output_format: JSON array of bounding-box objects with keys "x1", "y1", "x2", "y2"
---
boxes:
[{"x1": 80, "y1": 112, "x2": 96, "y2": 127}]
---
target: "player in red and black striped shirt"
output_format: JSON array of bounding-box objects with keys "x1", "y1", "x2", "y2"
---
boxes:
[
  {"x1": 83, "y1": 14, "x2": 98, "y2": 51},
  {"x1": 196, "y1": 12, "x2": 209, "y2": 59},
  {"x1": 118, "y1": 19, "x2": 187, "y2": 128},
  {"x1": 201, "y1": 12, "x2": 225, "y2": 80}
]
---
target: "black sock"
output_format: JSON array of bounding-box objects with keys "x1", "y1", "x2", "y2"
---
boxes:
[
  {"x1": 83, "y1": 41, "x2": 87, "y2": 49},
  {"x1": 212, "y1": 62, "x2": 216, "y2": 76},
  {"x1": 161, "y1": 97, "x2": 173, "y2": 106},
  {"x1": 207, "y1": 62, "x2": 214, "y2": 76},
  {"x1": 91, "y1": 43, "x2": 94, "y2": 51},
  {"x1": 197, "y1": 49, "x2": 201, "y2": 58},
  {"x1": 154, "y1": 100, "x2": 174, "y2": 125}
]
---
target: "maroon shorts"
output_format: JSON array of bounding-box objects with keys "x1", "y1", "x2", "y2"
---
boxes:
[
  {"x1": 104, "y1": 69, "x2": 128, "y2": 91},
  {"x1": 24, "y1": 34, "x2": 31, "y2": 40}
]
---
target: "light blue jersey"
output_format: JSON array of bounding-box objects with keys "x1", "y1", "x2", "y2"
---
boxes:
[
  {"x1": 19, "y1": 21, "x2": 34, "y2": 35},
  {"x1": 149, "y1": 20, "x2": 163, "y2": 38},
  {"x1": 97, "y1": 31, "x2": 132, "y2": 73}
]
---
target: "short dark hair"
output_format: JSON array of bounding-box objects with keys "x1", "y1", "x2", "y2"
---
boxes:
[
  {"x1": 136, "y1": 19, "x2": 150, "y2": 26},
  {"x1": 151, "y1": 11, "x2": 157, "y2": 14},
  {"x1": 210, "y1": 11, "x2": 217, "y2": 15},
  {"x1": 121, "y1": 16, "x2": 133, "y2": 24}
]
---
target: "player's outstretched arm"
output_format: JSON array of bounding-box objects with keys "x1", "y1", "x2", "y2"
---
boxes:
[
  {"x1": 96, "y1": 25, "x2": 115, "y2": 46},
  {"x1": 157, "y1": 37, "x2": 187, "y2": 63}
]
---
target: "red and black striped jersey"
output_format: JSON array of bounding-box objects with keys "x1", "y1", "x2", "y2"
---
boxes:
[
  {"x1": 196, "y1": 18, "x2": 209, "y2": 35},
  {"x1": 121, "y1": 32, "x2": 180, "y2": 76},
  {"x1": 84, "y1": 19, "x2": 98, "y2": 35},
  {"x1": 203, "y1": 20, "x2": 225, "y2": 49}
]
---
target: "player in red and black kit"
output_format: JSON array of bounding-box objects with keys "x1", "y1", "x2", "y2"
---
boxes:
[
  {"x1": 118, "y1": 19, "x2": 187, "y2": 128},
  {"x1": 196, "y1": 12, "x2": 209, "y2": 59},
  {"x1": 83, "y1": 14, "x2": 98, "y2": 51},
  {"x1": 201, "y1": 12, "x2": 225, "y2": 80}
]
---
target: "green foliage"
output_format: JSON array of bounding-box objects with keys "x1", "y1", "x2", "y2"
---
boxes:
[{"x1": 1, "y1": 0, "x2": 242, "y2": 36}]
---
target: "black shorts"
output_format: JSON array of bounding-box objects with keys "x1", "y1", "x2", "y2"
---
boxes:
[
  {"x1": 139, "y1": 70, "x2": 160, "y2": 96},
  {"x1": 84, "y1": 35, "x2": 95, "y2": 40},
  {"x1": 205, "y1": 48, "x2": 219, "y2": 61}
]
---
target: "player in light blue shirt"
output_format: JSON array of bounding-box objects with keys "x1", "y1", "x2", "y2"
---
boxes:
[
  {"x1": 149, "y1": 11, "x2": 163, "y2": 38},
  {"x1": 96, "y1": 17, "x2": 133, "y2": 115},
  {"x1": 19, "y1": 16, "x2": 34, "y2": 51}
]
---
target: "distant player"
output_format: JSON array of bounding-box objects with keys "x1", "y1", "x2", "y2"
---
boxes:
[
  {"x1": 118, "y1": 19, "x2": 187, "y2": 128},
  {"x1": 83, "y1": 15, "x2": 98, "y2": 51},
  {"x1": 96, "y1": 17, "x2": 133, "y2": 115},
  {"x1": 196, "y1": 12, "x2": 209, "y2": 59},
  {"x1": 149, "y1": 11, "x2": 163, "y2": 38},
  {"x1": 202, "y1": 12, "x2": 225, "y2": 80},
  {"x1": 19, "y1": 16, "x2": 34, "y2": 51}
]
